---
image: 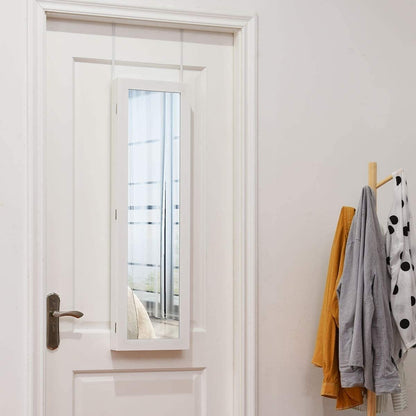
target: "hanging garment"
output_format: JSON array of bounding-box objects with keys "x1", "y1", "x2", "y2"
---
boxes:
[
  {"x1": 353, "y1": 172, "x2": 413, "y2": 414},
  {"x1": 337, "y1": 186, "x2": 400, "y2": 394},
  {"x1": 312, "y1": 207, "x2": 364, "y2": 410},
  {"x1": 386, "y1": 169, "x2": 416, "y2": 353},
  {"x1": 391, "y1": 362, "x2": 408, "y2": 412},
  {"x1": 384, "y1": 169, "x2": 416, "y2": 412},
  {"x1": 353, "y1": 363, "x2": 407, "y2": 413}
]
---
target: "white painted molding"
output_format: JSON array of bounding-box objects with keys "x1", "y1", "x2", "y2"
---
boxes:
[
  {"x1": 232, "y1": 16, "x2": 258, "y2": 416},
  {"x1": 27, "y1": 3, "x2": 47, "y2": 416},
  {"x1": 39, "y1": 0, "x2": 252, "y2": 31},
  {"x1": 27, "y1": 1, "x2": 257, "y2": 415},
  {"x1": 241, "y1": 16, "x2": 258, "y2": 416}
]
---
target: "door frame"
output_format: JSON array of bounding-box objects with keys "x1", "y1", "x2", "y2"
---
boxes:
[{"x1": 26, "y1": 1, "x2": 258, "y2": 415}]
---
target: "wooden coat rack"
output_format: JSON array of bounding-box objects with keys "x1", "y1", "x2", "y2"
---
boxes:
[{"x1": 367, "y1": 162, "x2": 394, "y2": 416}]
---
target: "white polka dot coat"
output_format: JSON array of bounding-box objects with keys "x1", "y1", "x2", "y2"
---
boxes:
[{"x1": 386, "y1": 169, "x2": 416, "y2": 357}]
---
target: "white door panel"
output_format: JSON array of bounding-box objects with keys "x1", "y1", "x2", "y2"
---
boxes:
[
  {"x1": 74, "y1": 61, "x2": 112, "y2": 328},
  {"x1": 46, "y1": 18, "x2": 233, "y2": 416},
  {"x1": 74, "y1": 370, "x2": 206, "y2": 416}
]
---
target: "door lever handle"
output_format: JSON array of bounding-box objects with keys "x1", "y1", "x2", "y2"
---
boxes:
[
  {"x1": 52, "y1": 310, "x2": 83, "y2": 319},
  {"x1": 47, "y1": 293, "x2": 84, "y2": 350}
]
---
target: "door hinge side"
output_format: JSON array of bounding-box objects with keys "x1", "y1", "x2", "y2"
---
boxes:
[
  {"x1": 114, "y1": 322, "x2": 117, "y2": 333},
  {"x1": 114, "y1": 209, "x2": 118, "y2": 220}
]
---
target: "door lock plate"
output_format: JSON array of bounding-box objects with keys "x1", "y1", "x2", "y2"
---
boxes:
[
  {"x1": 47, "y1": 293, "x2": 61, "y2": 350},
  {"x1": 47, "y1": 293, "x2": 84, "y2": 350}
]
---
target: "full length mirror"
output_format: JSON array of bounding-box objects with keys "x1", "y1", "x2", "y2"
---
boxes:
[
  {"x1": 111, "y1": 79, "x2": 190, "y2": 351},
  {"x1": 127, "y1": 89, "x2": 180, "y2": 340}
]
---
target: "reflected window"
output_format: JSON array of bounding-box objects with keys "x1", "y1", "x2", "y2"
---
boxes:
[{"x1": 127, "y1": 89, "x2": 180, "y2": 339}]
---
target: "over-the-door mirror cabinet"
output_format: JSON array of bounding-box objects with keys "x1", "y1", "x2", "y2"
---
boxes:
[{"x1": 111, "y1": 79, "x2": 190, "y2": 350}]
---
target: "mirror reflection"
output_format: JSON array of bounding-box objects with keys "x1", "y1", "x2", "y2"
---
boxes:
[{"x1": 127, "y1": 89, "x2": 180, "y2": 340}]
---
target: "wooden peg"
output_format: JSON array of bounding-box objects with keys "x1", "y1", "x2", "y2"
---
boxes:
[{"x1": 367, "y1": 161, "x2": 377, "y2": 416}]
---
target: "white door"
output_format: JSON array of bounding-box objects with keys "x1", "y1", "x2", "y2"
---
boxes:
[{"x1": 46, "y1": 18, "x2": 234, "y2": 416}]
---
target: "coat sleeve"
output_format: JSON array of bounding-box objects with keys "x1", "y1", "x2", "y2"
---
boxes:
[
  {"x1": 337, "y1": 225, "x2": 365, "y2": 389},
  {"x1": 312, "y1": 207, "x2": 363, "y2": 408},
  {"x1": 312, "y1": 211, "x2": 345, "y2": 393},
  {"x1": 312, "y1": 211, "x2": 342, "y2": 367}
]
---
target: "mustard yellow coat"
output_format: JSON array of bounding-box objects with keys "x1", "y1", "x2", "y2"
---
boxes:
[{"x1": 312, "y1": 207, "x2": 364, "y2": 410}]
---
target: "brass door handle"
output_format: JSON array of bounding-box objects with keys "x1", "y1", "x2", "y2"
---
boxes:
[
  {"x1": 47, "y1": 293, "x2": 84, "y2": 350},
  {"x1": 52, "y1": 310, "x2": 83, "y2": 319}
]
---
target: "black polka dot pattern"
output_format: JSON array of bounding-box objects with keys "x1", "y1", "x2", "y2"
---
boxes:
[
  {"x1": 386, "y1": 171, "x2": 416, "y2": 348},
  {"x1": 400, "y1": 319, "x2": 410, "y2": 329},
  {"x1": 401, "y1": 262, "x2": 411, "y2": 272},
  {"x1": 399, "y1": 349, "x2": 403, "y2": 359},
  {"x1": 390, "y1": 215, "x2": 399, "y2": 225}
]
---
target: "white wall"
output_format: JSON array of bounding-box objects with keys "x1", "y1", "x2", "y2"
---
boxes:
[
  {"x1": 254, "y1": 2, "x2": 416, "y2": 415},
  {"x1": 0, "y1": 1, "x2": 27, "y2": 416},
  {"x1": 2, "y1": 0, "x2": 416, "y2": 415},
  {"x1": 0, "y1": 0, "x2": 28, "y2": 415}
]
